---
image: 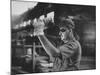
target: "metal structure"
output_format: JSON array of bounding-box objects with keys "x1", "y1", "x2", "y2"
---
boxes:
[{"x1": 11, "y1": 34, "x2": 44, "y2": 73}]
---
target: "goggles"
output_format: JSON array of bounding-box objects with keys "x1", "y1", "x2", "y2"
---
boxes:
[{"x1": 60, "y1": 28, "x2": 66, "y2": 32}]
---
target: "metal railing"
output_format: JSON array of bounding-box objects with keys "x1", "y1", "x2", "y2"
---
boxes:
[{"x1": 12, "y1": 39, "x2": 43, "y2": 72}]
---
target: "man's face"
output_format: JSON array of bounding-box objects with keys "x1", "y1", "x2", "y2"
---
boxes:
[{"x1": 59, "y1": 27, "x2": 69, "y2": 41}]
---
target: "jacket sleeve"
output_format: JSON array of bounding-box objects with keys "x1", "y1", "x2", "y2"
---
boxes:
[
  {"x1": 58, "y1": 41, "x2": 78, "y2": 58},
  {"x1": 38, "y1": 35, "x2": 60, "y2": 59}
]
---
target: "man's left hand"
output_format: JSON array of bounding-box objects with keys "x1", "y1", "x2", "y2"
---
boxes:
[{"x1": 33, "y1": 19, "x2": 45, "y2": 36}]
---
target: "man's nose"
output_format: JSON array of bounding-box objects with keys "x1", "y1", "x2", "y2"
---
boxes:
[{"x1": 59, "y1": 31, "x2": 62, "y2": 36}]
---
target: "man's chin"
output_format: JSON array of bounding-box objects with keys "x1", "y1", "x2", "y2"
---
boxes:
[
  {"x1": 61, "y1": 38, "x2": 64, "y2": 40},
  {"x1": 62, "y1": 39, "x2": 67, "y2": 42}
]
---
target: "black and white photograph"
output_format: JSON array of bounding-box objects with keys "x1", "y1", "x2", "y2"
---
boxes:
[{"x1": 11, "y1": 0, "x2": 96, "y2": 74}]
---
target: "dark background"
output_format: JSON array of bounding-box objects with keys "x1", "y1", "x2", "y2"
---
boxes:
[{"x1": 12, "y1": 2, "x2": 96, "y2": 56}]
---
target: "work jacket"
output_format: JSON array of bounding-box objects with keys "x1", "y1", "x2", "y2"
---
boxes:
[{"x1": 35, "y1": 36, "x2": 81, "y2": 72}]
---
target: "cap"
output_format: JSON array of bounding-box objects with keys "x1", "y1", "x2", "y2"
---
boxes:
[{"x1": 58, "y1": 17, "x2": 75, "y2": 29}]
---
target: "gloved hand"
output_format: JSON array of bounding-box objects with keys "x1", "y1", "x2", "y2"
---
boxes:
[{"x1": 33, "y1": 18, "x2": 45, "y2": 36}]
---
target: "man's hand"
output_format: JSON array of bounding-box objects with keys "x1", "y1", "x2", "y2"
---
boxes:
[{"x1": 33, "y1": 19, "x2": 45, "y2": 36}]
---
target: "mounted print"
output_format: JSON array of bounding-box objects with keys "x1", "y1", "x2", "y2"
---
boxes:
[{"x1": 11, "y1": 0, "x2": 96, "y2": 74}]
